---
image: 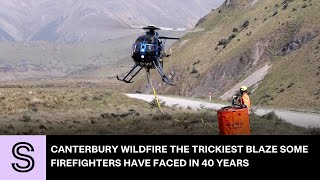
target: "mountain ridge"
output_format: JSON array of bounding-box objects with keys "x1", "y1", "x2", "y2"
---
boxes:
[{"x1": 0, "y1": 0, "x2": 224, "y2": 43}]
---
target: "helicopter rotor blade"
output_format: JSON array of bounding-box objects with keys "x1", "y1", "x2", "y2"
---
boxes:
[
  {"x1": 159, "y1": 36, "x2": 180, "y2": 40},
  {"x1": 136, "y1": 25, "x2": 188, "y2": 32},
  {"x1": 158, "y1": 27, "x2": 187, "y2": 32}
]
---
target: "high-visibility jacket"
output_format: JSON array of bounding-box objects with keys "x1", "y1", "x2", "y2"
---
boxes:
[{"x1": 240, "y1": 93, "x2": 251, "y2": 110}]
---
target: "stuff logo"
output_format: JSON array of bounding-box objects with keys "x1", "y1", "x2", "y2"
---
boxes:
[{"x1": 12, "y1": 142, "x2": 35, "y2": 173}]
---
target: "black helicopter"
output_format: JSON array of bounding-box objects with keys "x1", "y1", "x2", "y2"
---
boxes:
[{"x1": 116, "y1": 25, "x2": 180, "y2": 85}]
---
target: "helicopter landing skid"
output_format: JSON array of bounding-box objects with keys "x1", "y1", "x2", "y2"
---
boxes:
[
  {"x1": 153, "y1": 61, "x2": 175, "y2": 86},
  {"x1": 116, "y1": 64, "x2": 143, "y2": 84}
]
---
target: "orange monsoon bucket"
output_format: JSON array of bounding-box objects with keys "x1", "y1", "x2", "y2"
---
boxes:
[{"x1": 217, "y1": 107, "x2": 251, "y2": 135}]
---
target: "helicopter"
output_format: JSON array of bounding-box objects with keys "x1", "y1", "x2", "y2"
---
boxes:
[{"x1": 116, "y1": 25, "x2": 180, "y2": 86}]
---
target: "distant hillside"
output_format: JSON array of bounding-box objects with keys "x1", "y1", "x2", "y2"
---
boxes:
[
  {"x1": 0, "y1": 37, "x2": 133, "y2": 81},
  {"x1": 0, "y1": 0, "x2": 224, "y2": 43},
  {"x1": 0, "y1": 0, "x2": 225, "y2": 81},
  {"x1": 130, "y1": 0, "x2": 320, "y2": 112},
  {"x1": 0, "y1": 30, "x2": 188, "y2": 81}
]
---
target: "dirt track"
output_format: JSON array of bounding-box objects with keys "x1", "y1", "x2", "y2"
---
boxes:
[{"x1": 126, "y1": 94, "x2": 320, "y2": 128}]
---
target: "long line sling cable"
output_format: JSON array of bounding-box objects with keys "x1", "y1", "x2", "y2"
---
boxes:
[{"x1": 147, "y1": 71, "x2": 164, "y2": 113}]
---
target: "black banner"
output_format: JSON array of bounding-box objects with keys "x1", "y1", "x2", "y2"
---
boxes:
[{"x1": 46, "y1": 135, "x2": 320, "y2": 179}]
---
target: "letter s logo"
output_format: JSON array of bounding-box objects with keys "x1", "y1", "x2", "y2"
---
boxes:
[{"x1": 12, "y1": 142, "x2": 35, "y2": 173}]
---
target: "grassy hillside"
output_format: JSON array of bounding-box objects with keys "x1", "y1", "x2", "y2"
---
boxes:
[{"x1": 129, "y1": 0, "x2": 320, "y2": 112}]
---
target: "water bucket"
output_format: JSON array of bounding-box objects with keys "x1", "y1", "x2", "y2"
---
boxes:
[{"x1": 217, "y1": 106, "x2": 251, "y2": 135}]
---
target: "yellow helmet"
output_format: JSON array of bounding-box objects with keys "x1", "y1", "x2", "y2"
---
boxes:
[{"x1": 240, "y1": 86, "x2": 248, "y2": 91}]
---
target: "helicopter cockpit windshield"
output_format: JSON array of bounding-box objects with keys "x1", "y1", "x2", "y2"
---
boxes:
[
  {"x1": 134, "y1": 35, "x2": 157, "y2": 45},
  {"x1": 132, "y1": 35, "x2": 158, "y2": 61}
]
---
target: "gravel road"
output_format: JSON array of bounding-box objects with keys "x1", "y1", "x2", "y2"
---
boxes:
[{"x1": 126, "y1": 94, "x2": 320, "y2": 128}]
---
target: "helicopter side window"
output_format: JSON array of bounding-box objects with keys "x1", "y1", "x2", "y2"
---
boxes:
[{"x1": 133, "y1": 37, "x2": 144, "y2": 54}]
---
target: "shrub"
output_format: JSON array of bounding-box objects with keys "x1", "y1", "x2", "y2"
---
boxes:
[
  {"x1": 172, "y1": 104, "x2": 179, "y2": 109},
  {"x1": 149, "y1": 98, "x2": 166, "y2": 108},
  {"x1": 287, "y1": 82, "x2": 295, "y2": 88},
  {"x1": 92, "y1": 96, "x2": 102, "y2": 101},
  {"x1": 272, "y1": 10, "x2": 278, "y2": 16},
  {"x1": 190, "y1": 67, "x2": 198, "y2": 74},
  {"x1": 278, "y1": 88, "x2": 285, "y2": 93},
  {"x1": 218, "y1": 39, "x2": 229, "y2": 46},
  {"x1": 282, "y1": 3, "x2": 288, "y2": 10},
  {"x1": 193, "y1": 60, "x2": 201, "y2": 66},
  {"x1": 21, "y1": 114, "x2": 32, "y2": 122},
  {"x1": 241, "y1": 20, "x2": 250, "y2": 28},
  {"x1": 229, "y1": 34, "x2": 237, "y2": 40}
]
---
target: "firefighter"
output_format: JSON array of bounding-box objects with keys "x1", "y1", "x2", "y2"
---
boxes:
[{"x1": 233, "y1": 86, "x2": 251, "y2": 110}]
